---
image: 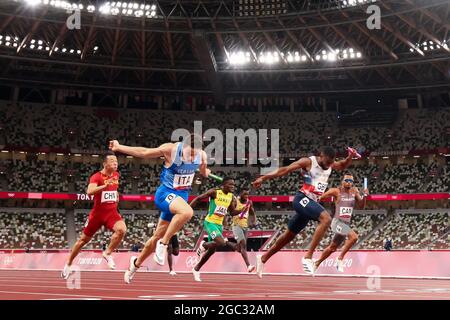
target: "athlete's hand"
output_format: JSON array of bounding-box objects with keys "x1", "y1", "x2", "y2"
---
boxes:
[
  {"x1": 251, "y1": 177, "x2": 264, "y2": 189},
  {"x1": 347, "y1": 147, "x2": 361, "y2": 159},
  {"x1": 363, "y1": 188, "x2": 369, "y2": 196},
  {"x1": 109, "y1": 140, "x2": 120, "y2": 152}
]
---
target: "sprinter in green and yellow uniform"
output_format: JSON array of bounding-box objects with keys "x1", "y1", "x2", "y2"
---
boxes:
[{"x1": 189, "y1": 177, "x2": 239, "y2": 281}]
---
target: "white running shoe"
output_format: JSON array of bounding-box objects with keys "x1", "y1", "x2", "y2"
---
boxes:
[
  {"x1": 192, "y1": 268, "x2": 202, "y2": 282},
  {"x1": 102, "y1": 251, "x2": 116, "y2": 270},
  {"x1": 302, "y1": 257, "x2": 315, "y2": 275},
  {"x1": 124, "y1": 256, "x2": 138, "y2": 284},
  {"x1": 169, "y1": 270, "x2": 177, "y2": 276},
  {"x1": 61, "y1": 264, "x2": 72, "y2": 280},
  {"x1": 153, "y1": 240, "x2": 168, "y2": 266},
  {"x1": 247, "y1": 265, "x2": 256, "y2": 273},
  {"x1": 256, "y1": 255, "x2": 264, "y2": 278},
  {"x1": 336, "y1": 259, "x2": 344, "y2": 272},
  {"x1": 196, "y1": 241, "x2": 206, "y2": 257}
]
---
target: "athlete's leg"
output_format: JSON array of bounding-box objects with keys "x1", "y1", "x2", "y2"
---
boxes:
[
  {"x1": 167, "y1": 244, "x2": 174, "y2": 271},
  {"x1": 314, "y1": 238, "x2": 342, "y2": 267},
  {"x1": 304, "y1": 211, "x2": 331, "y2": 259},
  {"x1": 160, "y1": 197, "x2": 193, "y2": 245},
  {"x1": 135, "y1": 219, "x2": 169, "y2": 267},
  {"x1": 261, "y1": 229, "x2": 296, "y2": 263},
  {"x1": 239, "y1": 239, "x2": 251, "y2": 267},
  {"x1": 338, "y1": 230, "x2": 358, "y2": 260},
  {"x1": 194, "y1": 247, "x2": 216, "y2": 272},
  {"x1": 67, "y1": 233, "x2": 92, "y2": 266},
  {"x1": 105, "y1": 220, "x2": 127, "y2": 255}
]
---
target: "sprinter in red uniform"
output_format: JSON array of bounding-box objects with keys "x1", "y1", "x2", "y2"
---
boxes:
[{"x1": 61, "y1": 152, "x2": 127, "y2": 279}]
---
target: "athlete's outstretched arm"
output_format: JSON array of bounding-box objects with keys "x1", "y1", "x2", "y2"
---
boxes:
[
  {"x1": 318, "y1": 188, "x2": 340, "y2": 203},
  {"x1": 252, "y1": 157, "x2": 311, "y2": 189},
  {"x1": 331, "y1": 148, "x2": 359, "y2": 171},
  {"x1": 109, "y1": 140, "x2": 173, "y2": 159},
  {"x1": 190, "y1": 189, "x2": 217, "y2": 208},
  {"x1": 198, "y1": 150, "x2": 211, "y2": 178}
]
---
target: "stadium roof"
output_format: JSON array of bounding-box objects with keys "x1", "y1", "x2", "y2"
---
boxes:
[{"x1": 0, "y1": 0, "x2": 449, "y2": 102}]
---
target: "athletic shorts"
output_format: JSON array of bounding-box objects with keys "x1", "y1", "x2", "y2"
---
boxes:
[
  {"x1": 331, "y1": 218, "x2": 352, "y2": 246},
  {"x1": 169, "y1": 234, "x2": 179, "y2": 250},
  {"x1": 154, "y1": 185, "x2": 189, "y2": 222},
  {"x1": 287, "y1": 192, "x2": 326, "y2": 235},
  {"x1": 204, "y1": 220, "x2": 223, "y2": 242},
  {"x1": 83, "y1": 210, "x2": 123, "y2": 237},
  {"x1": 232, "y1": 225, "x2": 248, "y2": 242}
]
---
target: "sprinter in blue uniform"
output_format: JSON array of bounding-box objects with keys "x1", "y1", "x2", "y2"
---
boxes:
[{"x1": 109, "y1": 133, "x2": 210, "y2": 283}]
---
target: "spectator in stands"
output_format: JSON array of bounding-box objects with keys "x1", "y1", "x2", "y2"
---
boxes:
[
  {"x1": 131, "y1": 242, "x2": 140, "y2": 252},
  {"x1": 384, "y1": 238, "x2": 392, "y2": 251}
]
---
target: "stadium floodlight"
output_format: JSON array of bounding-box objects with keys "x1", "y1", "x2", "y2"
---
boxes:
[
  {"x1": 229, "y1": 51, "x2": 251, "y2": 66},
  {"x1": 356, "y1": 52, "x2": 362, "y2": 58},
  {"x1": 301, "y1": 55, "x2": 307, "y2": 61},
  {"x1": 287, "y1": 55, "x2": 294, "y2": 62},
  {"x1": 38, "y1": 45, "x2": 42, "y2": 50},
  {"x1": 38, "y1": 40, "x2": 43, "y2": 45},
  {"x1": 5, "y1": 42, "x2": 11, "y2": 46},
  {"x1": 70, "y1": 49, "x2": 74, "y2": 53},
  {"x1": 25, "y1": 0, "x2": 41, "y2": 6},
  {"x1": 5, "y1": 36, "x2": 11, "y2": 41},
  {"x1": 151, "y1": 4, "x2": 156, "y2": 10},
  {"x1": 54, "y1": 47, "x2": 59, "y2": 51},
  {"x1": 87, "y1": 5, "x2": 95, "y2": 12},
  {"x1": 30, "y1": 44, "x2": 35, "y2": 49},
  {"x1": 315, "y1": 54, "x2": 321, "y2": 60},
  {"x1": 111, "y1": 8, "x2": 119, "y2": 15},
  {"x1": 45, "y1": 46, "x2": 50, "y2": 51},
  {"x1": 150, "y1": 10, "x2": 156, "y2": 17},
  {"x1": 62, "y1": 48, "x2": 67, "y2": 52},
  {"x1": 77, "y1": 50, "x2": 81, "y2": 54},
  {"x1": 13, "y1": 43, "x2": 18, "y2": 47},
  {"x1": 43, "y1": 0, "x2": 49, "y2": 4},
  {"x1": 94, "y1": 46, "x2": 99, "y2": 50}
]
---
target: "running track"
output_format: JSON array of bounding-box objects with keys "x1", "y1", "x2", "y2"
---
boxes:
[{"x1": 0, "y1": 270, "x2": 449, "y2": 300}]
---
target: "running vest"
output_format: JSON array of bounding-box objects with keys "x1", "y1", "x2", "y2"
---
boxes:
[
  {"x1": 205, "y1": 189, "x2": 233, "y2": 225},
  {"x1": 232, "y1": 197, "x2": 252, "y2": 228},
  {"x1": 334, "y1": 188, "x2": 357, "y2": 224},
  {"x1": 300, "y1": 156, "x2": 332, "y2": 202},
  {"x1": 159, "y1": 142, "x2": 201, "y2": 191}
]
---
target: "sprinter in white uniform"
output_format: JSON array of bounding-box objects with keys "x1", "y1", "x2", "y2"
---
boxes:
[{"x1": 252, "y1": 146, "x2": 360, "y2": 277}]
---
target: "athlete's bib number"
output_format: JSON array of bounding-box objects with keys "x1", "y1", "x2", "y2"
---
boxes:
[
  {"x1": 173, "y1": 173, "x2": 194, "y2": 189},
  {"x1": 214, "y1": 206, "x2": 228, "y2": 216},
  {"x1": 339, "y1": 207, "x2": 353, "y2": 218},
  {"x1": 315, "y1": 182, "x2": 328, "y2": 193},
  {"x1": 101, "y1": 191, "x2": 118, "y2": 203}
]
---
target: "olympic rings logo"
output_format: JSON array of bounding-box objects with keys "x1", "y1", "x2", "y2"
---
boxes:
[{"x1": 185, "y1": 255, "x2": 199, "y2": 268}]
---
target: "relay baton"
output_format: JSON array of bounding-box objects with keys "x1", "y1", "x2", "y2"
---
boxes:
[
  {"x1": 195, "y1": 169, "x2": 223, "y2": 183},
  {"x1": 363, "y1": 177, "x2": 368, "y2": 196}
]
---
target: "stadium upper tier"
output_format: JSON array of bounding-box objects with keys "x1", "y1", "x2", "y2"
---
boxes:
[{"x1": 0, "y1": 103, "x2": 448, "y2": 155}]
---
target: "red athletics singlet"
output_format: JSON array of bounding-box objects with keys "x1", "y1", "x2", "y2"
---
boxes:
[{"x1": 82, "y1": 171, "x2": 123, "y2": 237}]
